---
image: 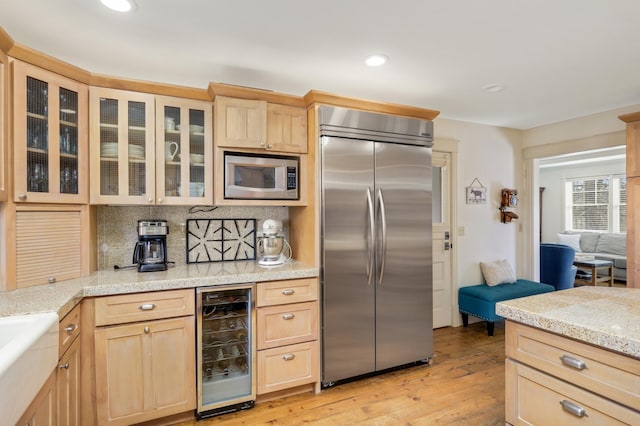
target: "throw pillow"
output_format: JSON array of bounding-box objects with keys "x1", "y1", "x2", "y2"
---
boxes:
[
  {"x1": 557, "y1": 233, "x2": 581, "y2": 252},
  {"x1": 480, "y1": 259, "x2": 516, "y2": 286}
]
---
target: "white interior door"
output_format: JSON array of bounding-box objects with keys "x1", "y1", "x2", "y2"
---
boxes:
[{"x1": 432, "y1": 151, "x2": 452, "y2": 328}]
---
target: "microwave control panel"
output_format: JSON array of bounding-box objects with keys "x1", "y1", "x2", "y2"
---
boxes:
[{"x1": 287, "y1": 167, "x2": 297, "y2": 190}]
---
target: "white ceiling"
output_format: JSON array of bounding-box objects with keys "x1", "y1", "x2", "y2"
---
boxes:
[{"x1": 3, "y1": 0, "x2": 640, "y2": 129}]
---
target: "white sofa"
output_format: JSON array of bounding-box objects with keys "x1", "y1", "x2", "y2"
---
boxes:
[{"x1": 561, "y1": 232, "x2": 626, "y2": 282}]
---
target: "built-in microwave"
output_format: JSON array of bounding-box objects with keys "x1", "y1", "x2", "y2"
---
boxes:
[{"x1": 224, "y1": 152, "x2": 299, "y2": 200}]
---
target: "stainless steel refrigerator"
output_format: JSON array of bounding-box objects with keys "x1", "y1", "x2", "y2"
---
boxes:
[{"x1": 319, "y1": 105, "x2": 434, "y2": 386}]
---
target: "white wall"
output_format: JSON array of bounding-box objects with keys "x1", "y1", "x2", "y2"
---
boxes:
[
  {"x1": 539, "y1": 158, "x2": 625, "y2": 243},
  {"x1": 434, "y1": 117, "x2": 523, "y2": 288}
]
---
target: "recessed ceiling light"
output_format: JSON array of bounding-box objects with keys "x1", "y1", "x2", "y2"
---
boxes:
[
  {"x1": 482, "y1": 83, "x2": 506, "y2": 93},
  {"x1": 100, "y1": 0, "x2": 133, "y2": 12},
  {"x1": 365, "y1": 54, "x2": 388, "y2": 67}
]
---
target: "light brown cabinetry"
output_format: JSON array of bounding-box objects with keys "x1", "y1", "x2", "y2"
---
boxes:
[
  {"x1": 215, "y1": 96, "x2": 307, "y2": 154},
  {"x1": 267, "y1": 103, "x2": 308, "y2": 154},
  {"x1": 0, "y1": 203, "x2": 92, "y2": 290},
  {"x1": 93, "y1": 289, "x2": 196, "y2": 425},
  {"x1": 90, "y1": 88, "x2": 213, "y2": 205},
  {"x1": 13, "y1": 60, "x2": 88, "y2": 204},
  {"x1": 619, "y1": 112, "x2": 640, "y2": 288},
  {"x1": 17, "y1": 369, "x2": 57, "y2": 426},
  {"x1": 0, "y1": 49, "x2": 7, "y2": 202},
  {"x1": 256, "y1": 278, "x2": 319, "y2": 395},
  {"x1": 57, "y1": 303, "x2": 82, "y2": 426},
  {"x1": 154, "y1": 95, "x2": 213, "y2": 204},
  {"x1": 505, "y1": 321, "x2": 640, "y2": 425}
]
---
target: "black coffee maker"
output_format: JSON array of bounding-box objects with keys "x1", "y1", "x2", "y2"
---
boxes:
[{"x1": 133, "y1": 220, "x2": 169, "y2": 272}]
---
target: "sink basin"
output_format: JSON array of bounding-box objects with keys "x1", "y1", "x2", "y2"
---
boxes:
[{"x1": 0, "y1": 312, "x2": 58, "y2": 425}]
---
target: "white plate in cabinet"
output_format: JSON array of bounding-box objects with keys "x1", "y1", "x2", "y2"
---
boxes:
[
  {"x1": 257, "y1": 302, "x2": 318, "y2": 350},
  {"x1": 256, "y1": 278, "x2": 318, "y2": 307},
  {"x1": 506, "y1": 321, "x2": 640, "y2": 410},
  {"x1": 506, "y1": 360, "x2": 640, "y2": 425},
  {"x1": 257, "y1": 341, "x2": 318, "y2": 395}
]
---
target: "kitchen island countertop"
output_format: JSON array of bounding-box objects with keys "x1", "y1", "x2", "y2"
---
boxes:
[
  {"x1": 496, "y1": 286, "x2": 640, "y2": 359},
  {"x1": 0, "y1": 260, "x2": 318, "y2": 319}
]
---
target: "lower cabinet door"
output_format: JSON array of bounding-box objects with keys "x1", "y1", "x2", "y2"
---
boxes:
[
  {"x1": 506, "y1": 359, "x2": 640, "y2": 425},
  {"x1": 17, "y1": 369, "x2": 57, "y2": 426},
  {"x1": 94, "y1": 316, "x2": 196, "y2": 426},
  {"x1": 57, "y1": 337, "x2": 80, "y2": 426},
  {"x1": 257, "y1": 341, "x2": 318, "y2": 394}
]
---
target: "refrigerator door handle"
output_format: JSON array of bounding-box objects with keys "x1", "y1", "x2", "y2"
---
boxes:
[
  {"x1": 366, "y1": 187, "x2": 375, "y2": 286},
  {"x1": 377, "y1": 188, "x2": 388, "y2": 286}
]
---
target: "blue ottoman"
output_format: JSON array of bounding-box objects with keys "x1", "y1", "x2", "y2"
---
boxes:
[{"x1": 458, "y1": 279, "x2": 554, "y2": 336}]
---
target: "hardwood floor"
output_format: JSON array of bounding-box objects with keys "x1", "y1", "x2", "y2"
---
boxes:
[{"x1": 176, "y1": 321, "x2": 506, "y2": 425}]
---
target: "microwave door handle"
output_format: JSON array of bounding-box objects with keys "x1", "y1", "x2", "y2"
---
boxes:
[{"x1": 366, "y1": 188, "x2": 375, "y2": 286}]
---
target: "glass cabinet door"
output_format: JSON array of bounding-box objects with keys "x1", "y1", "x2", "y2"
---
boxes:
[
  {"x1": 90, "y1": 87, "x2": 155, "y2": 204},
  {"x1": 13, "y1": 60, "x2": 88, "y2": 203},
  {"x1": 155, "y1": 96, "x2": 212, "y2": 205}
]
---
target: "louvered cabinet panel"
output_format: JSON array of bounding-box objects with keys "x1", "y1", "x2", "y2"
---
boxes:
[{"x1": 16, "y1": 209, "x2": 82, "y2": 287}]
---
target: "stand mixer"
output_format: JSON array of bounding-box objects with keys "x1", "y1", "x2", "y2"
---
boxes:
[{"x1": 257, "y1": 219, "x2": 292, "y2": 267}]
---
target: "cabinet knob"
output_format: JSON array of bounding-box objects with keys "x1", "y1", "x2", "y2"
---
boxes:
[
  {"x1": 260, "y1": 141, "x2": 265, "y2": 146},
  {"x1": 64, "y1": 324, "x2": 77, "y2": 334},
  {"x1": 157, "y1": 198, "x2": 163, "y2": 203},
  {"x1": 59, "y1": 362, "x2": 69, "y2": 370},
  {"x1": 281, "y1": 289, "x2": 295, "y2": 296},
  {"x1": 48, "y1": 276, "x2": 56, "y2": 284},
  {"x1": 560, "y1": 354, "x2": 586, "y2": 370},
  {"x1": 267, "y1": 144, "x2": 273, "y2": 149},
  {"x1": 282, "y1": 354, "x2": 295, "y2": 361},
  {"x1": 144, "y1": 326, "x2": 150, "y2": 333},
  {"x1": 18, "y1": 194, "x2": 27, "y2": 200},
  {"x1": 282, "y1": 313, "x2": 295, "y2": 320},
  {"x1": 147, "y1": 197, "x2": 153, "y2": 203}
]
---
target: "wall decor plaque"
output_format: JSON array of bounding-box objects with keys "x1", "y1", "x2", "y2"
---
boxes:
[{"x1": 466, "y1": 177, "x2": 487, "y2": 204}]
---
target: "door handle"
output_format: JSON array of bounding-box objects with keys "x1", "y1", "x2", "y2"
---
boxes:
[
  {"x1": 377, "y1": 188, "x2": 387, "y2": 286},
  {"x1": 366, "y1": 188, "x2": 375, "y2": 286}
]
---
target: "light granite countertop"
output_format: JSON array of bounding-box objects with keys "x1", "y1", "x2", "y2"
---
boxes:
[
  {"x1": 496, "y1": 286, "x2": 640, "y2": 359},
  {"x1": 0, "y1": 260, "x2": 318, "y2": 319}
]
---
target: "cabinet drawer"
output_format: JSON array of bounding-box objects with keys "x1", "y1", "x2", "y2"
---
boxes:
[
  {"x1": 506, "y1": 321, "x2": 640, "y2": 411},
  {"x1": 95, "y1": 289, "x2": 194, "y2": 326},
  {"x1": 257, "y1": 302, "x2": 318, "y2": 350},
  {"x1": 506, "y1": 359, "x2": 640, "y2": 425},
  {"x1": 257, "y1": 341, "x2": 318, "y2": 394},
  {"x1": 59, "y1": 303, "x2": 81, "y2": 357},
  {"x1": 256, "y1": 278, "x2": 318, "y2": 307}
]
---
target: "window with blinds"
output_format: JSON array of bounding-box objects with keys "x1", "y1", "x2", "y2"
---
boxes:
[{"x1": 565, "y1": 175, "x2": 626, "y2": 233}]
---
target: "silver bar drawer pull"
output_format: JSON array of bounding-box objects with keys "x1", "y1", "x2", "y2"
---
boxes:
[
  {"x1": 64, "y1": 324, "x2": 77, "y2": 334},
  {"x1": 282, "y1": 354, "x2": 295, "y2": 361},
  {"x1": 560, "y1": 400, "x2": 588, "y2": 418},
  {"x1": 282, "y1": 289, "x2": 295, "y2": 296},
  {"x1": 560, "y1": 354, "x2": 586, "y2": 370},
  {"x1": 282, "y1": 313, "x2": 295, "y2": 320},
  {"x1": 139, "y1": 303, "x2": 156, "y2": 311}
]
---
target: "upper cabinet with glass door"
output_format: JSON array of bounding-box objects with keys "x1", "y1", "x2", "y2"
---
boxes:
[
  {"x1": 12, "y1": 60, "x2": 88, "y2": 203},
  {"x1": 89, "y1": 87, "x2": 155, "y2": 204},
  {"x1": 155, "y1": 95, "x2": 212, "y2": 205}
]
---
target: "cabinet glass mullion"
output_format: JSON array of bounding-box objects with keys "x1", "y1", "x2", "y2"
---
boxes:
[
  {"x1": 59, "y1": 87, "x2": 79, "y2": 194},
  {"x1": 99, "y1": 98, "x2": 119, "y2": 196},
  {"x1": 164, "y1": 105, "x2": 181, "y2": 197},
  {"x1": 189, "y1": 108, "x2": 205, "y2": 196},
  {"x1": 128, "y1": 101, "x2": 147, "y2": 196},
  {"x1": 26, "y1": 76, "x2": 49, "y2": 193}
]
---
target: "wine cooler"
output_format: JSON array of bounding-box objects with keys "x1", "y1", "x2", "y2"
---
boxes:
[{"x1": 196, "y1": 284, "x2": 256, "y2": 418}]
